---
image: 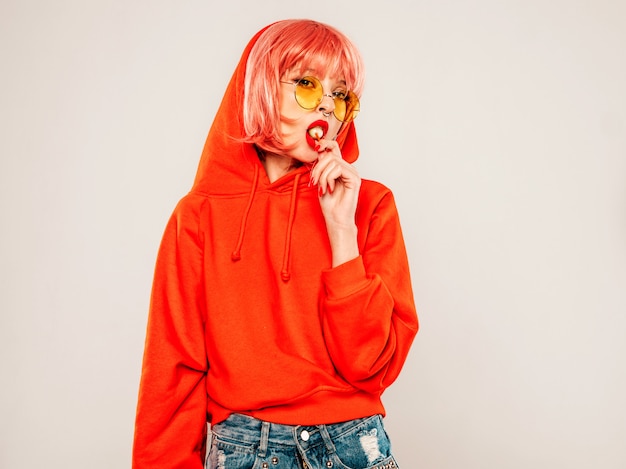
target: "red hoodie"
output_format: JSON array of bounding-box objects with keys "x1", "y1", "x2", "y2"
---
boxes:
[{"x1": 132, "y1": 24, "x2": 418, "y2": 468}]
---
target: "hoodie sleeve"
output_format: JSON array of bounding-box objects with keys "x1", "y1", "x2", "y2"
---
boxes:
[
  {"x1": 320, "y1": 189, "x2": 418, "y2": 393},
  {"x1": 132, "y1": 196, "x2": 208, "y2": 469}
]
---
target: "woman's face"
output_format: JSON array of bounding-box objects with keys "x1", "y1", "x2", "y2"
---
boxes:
[{"x1": 277, "y1": 71, "x2": 346, "y2": 164}]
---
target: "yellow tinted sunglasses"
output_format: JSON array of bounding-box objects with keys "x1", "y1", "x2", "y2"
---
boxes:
[{"x1": 281, "y1": 76, "x2": 360, "y2": 123}]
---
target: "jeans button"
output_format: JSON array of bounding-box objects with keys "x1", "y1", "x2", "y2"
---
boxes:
[
  {"x1": 326, "y1": 461, "x2": 333, "y2": 468},
  {"x1": 271, "y1": 456, "x2": 279, "y2": 465},
  {"x1": 300, "y1": 430, "x2": 310, "y2": 441}
]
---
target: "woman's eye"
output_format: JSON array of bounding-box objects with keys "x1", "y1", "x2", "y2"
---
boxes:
[
  {"x1": 297, "y1": 78, "x2": 314, "y2": 88},
  {"x1": 332, "y1": 90, "x2": 348, "y2": 100}
]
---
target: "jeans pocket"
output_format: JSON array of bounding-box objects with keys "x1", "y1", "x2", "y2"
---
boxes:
[
  {"x1": 328, "y1": 416, "x2": 398, "y2": 469},
  {"x1": 205, "y1": 432, "x2": 260, "y2": 469}
]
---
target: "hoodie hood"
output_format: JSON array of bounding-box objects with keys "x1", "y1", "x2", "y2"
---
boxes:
[{"x1": 191, "y1": 22, "x2": 360, "y2": 196}]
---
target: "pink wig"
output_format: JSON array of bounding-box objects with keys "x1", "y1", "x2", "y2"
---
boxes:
[{"x1": 243, "y1": 19, "x2": 365, "y2": 153}]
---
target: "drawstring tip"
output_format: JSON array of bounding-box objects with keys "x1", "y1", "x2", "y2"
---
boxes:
[
  {"x1": 280, "y1": 271, "x2": 291, "y2": 282},
  {"x1": 231, "y1": 251, "x2": 241, "y2": 262}
]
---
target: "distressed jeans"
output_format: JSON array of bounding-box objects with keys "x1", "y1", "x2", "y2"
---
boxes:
[{"x1": 206, "y1": 413, "x2": 399, "y2": 469}]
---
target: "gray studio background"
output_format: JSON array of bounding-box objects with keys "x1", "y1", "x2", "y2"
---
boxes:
[{"x1": 1, "y1": 1, "x2": 625, "y2": 468}]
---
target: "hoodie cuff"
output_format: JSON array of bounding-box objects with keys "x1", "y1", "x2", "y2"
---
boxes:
[{"x1": 321, "y1": 256, "x2": 370, "y2": 299}]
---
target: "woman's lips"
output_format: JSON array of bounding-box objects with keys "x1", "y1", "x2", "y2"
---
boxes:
[{"x1": 306, "y1": 120, "x2": 329, "y2": 149}]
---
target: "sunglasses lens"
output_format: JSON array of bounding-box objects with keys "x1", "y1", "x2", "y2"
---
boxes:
[
  {"x1": 334, "y1": 90, "x2": 360, "y2": 122},
  {"x1": 294, "y1": 77, "x2": 323, "y2": 110}
]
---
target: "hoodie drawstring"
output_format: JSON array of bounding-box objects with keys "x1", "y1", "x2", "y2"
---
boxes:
[
  {"x1": 231, "y1": 164, "x2": 300, "y2": 283},
  {"x1": 280, "y1": 172, "x2": 301, "y2": 282},
  {"x1": 231, "y1": 163, "x2": 259, "y2": 262}
]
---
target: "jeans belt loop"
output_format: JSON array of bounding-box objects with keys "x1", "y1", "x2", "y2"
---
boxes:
[
  {"x1": 317, "y1": 425, "x2": 336, "y2": 454},
  {"x1": 258, "y1": 421, "x2": 270, "y2": 458}
]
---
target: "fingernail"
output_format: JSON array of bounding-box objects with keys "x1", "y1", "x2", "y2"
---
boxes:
[{"x1": 318, "y1": 186, "x2": 323, "y2": 197}]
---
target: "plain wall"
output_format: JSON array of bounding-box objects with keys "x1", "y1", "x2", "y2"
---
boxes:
[{"x1": 1, "y1": 0, "x2": 625, "y2": 468}]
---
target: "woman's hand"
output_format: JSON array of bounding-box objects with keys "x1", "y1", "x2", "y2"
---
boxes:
[{"x1": 310, "y1": 138, "x2": 361, "y2": 266}]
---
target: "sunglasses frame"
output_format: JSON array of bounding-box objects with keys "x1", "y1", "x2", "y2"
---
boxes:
[{"x1": 280, "y1": 76, "x2": 360, "y2": 123}]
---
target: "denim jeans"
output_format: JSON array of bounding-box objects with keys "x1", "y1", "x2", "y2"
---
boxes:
[{"x1": 206, "y1": 413, "x2": 399, "y2": 469}]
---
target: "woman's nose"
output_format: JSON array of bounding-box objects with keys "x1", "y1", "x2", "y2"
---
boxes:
[{"x1": 317, "y1": 94, "x2": 335, "y2": 114}]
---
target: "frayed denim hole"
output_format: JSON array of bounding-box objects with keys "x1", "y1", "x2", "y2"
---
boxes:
[{"x1": 357, "y1": 428, "x2": 384, "y2": 464}]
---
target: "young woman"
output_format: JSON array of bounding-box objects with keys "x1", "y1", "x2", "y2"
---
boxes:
[{"x1": 133, "y1": 19, "x2": 418, "y2": 469}]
